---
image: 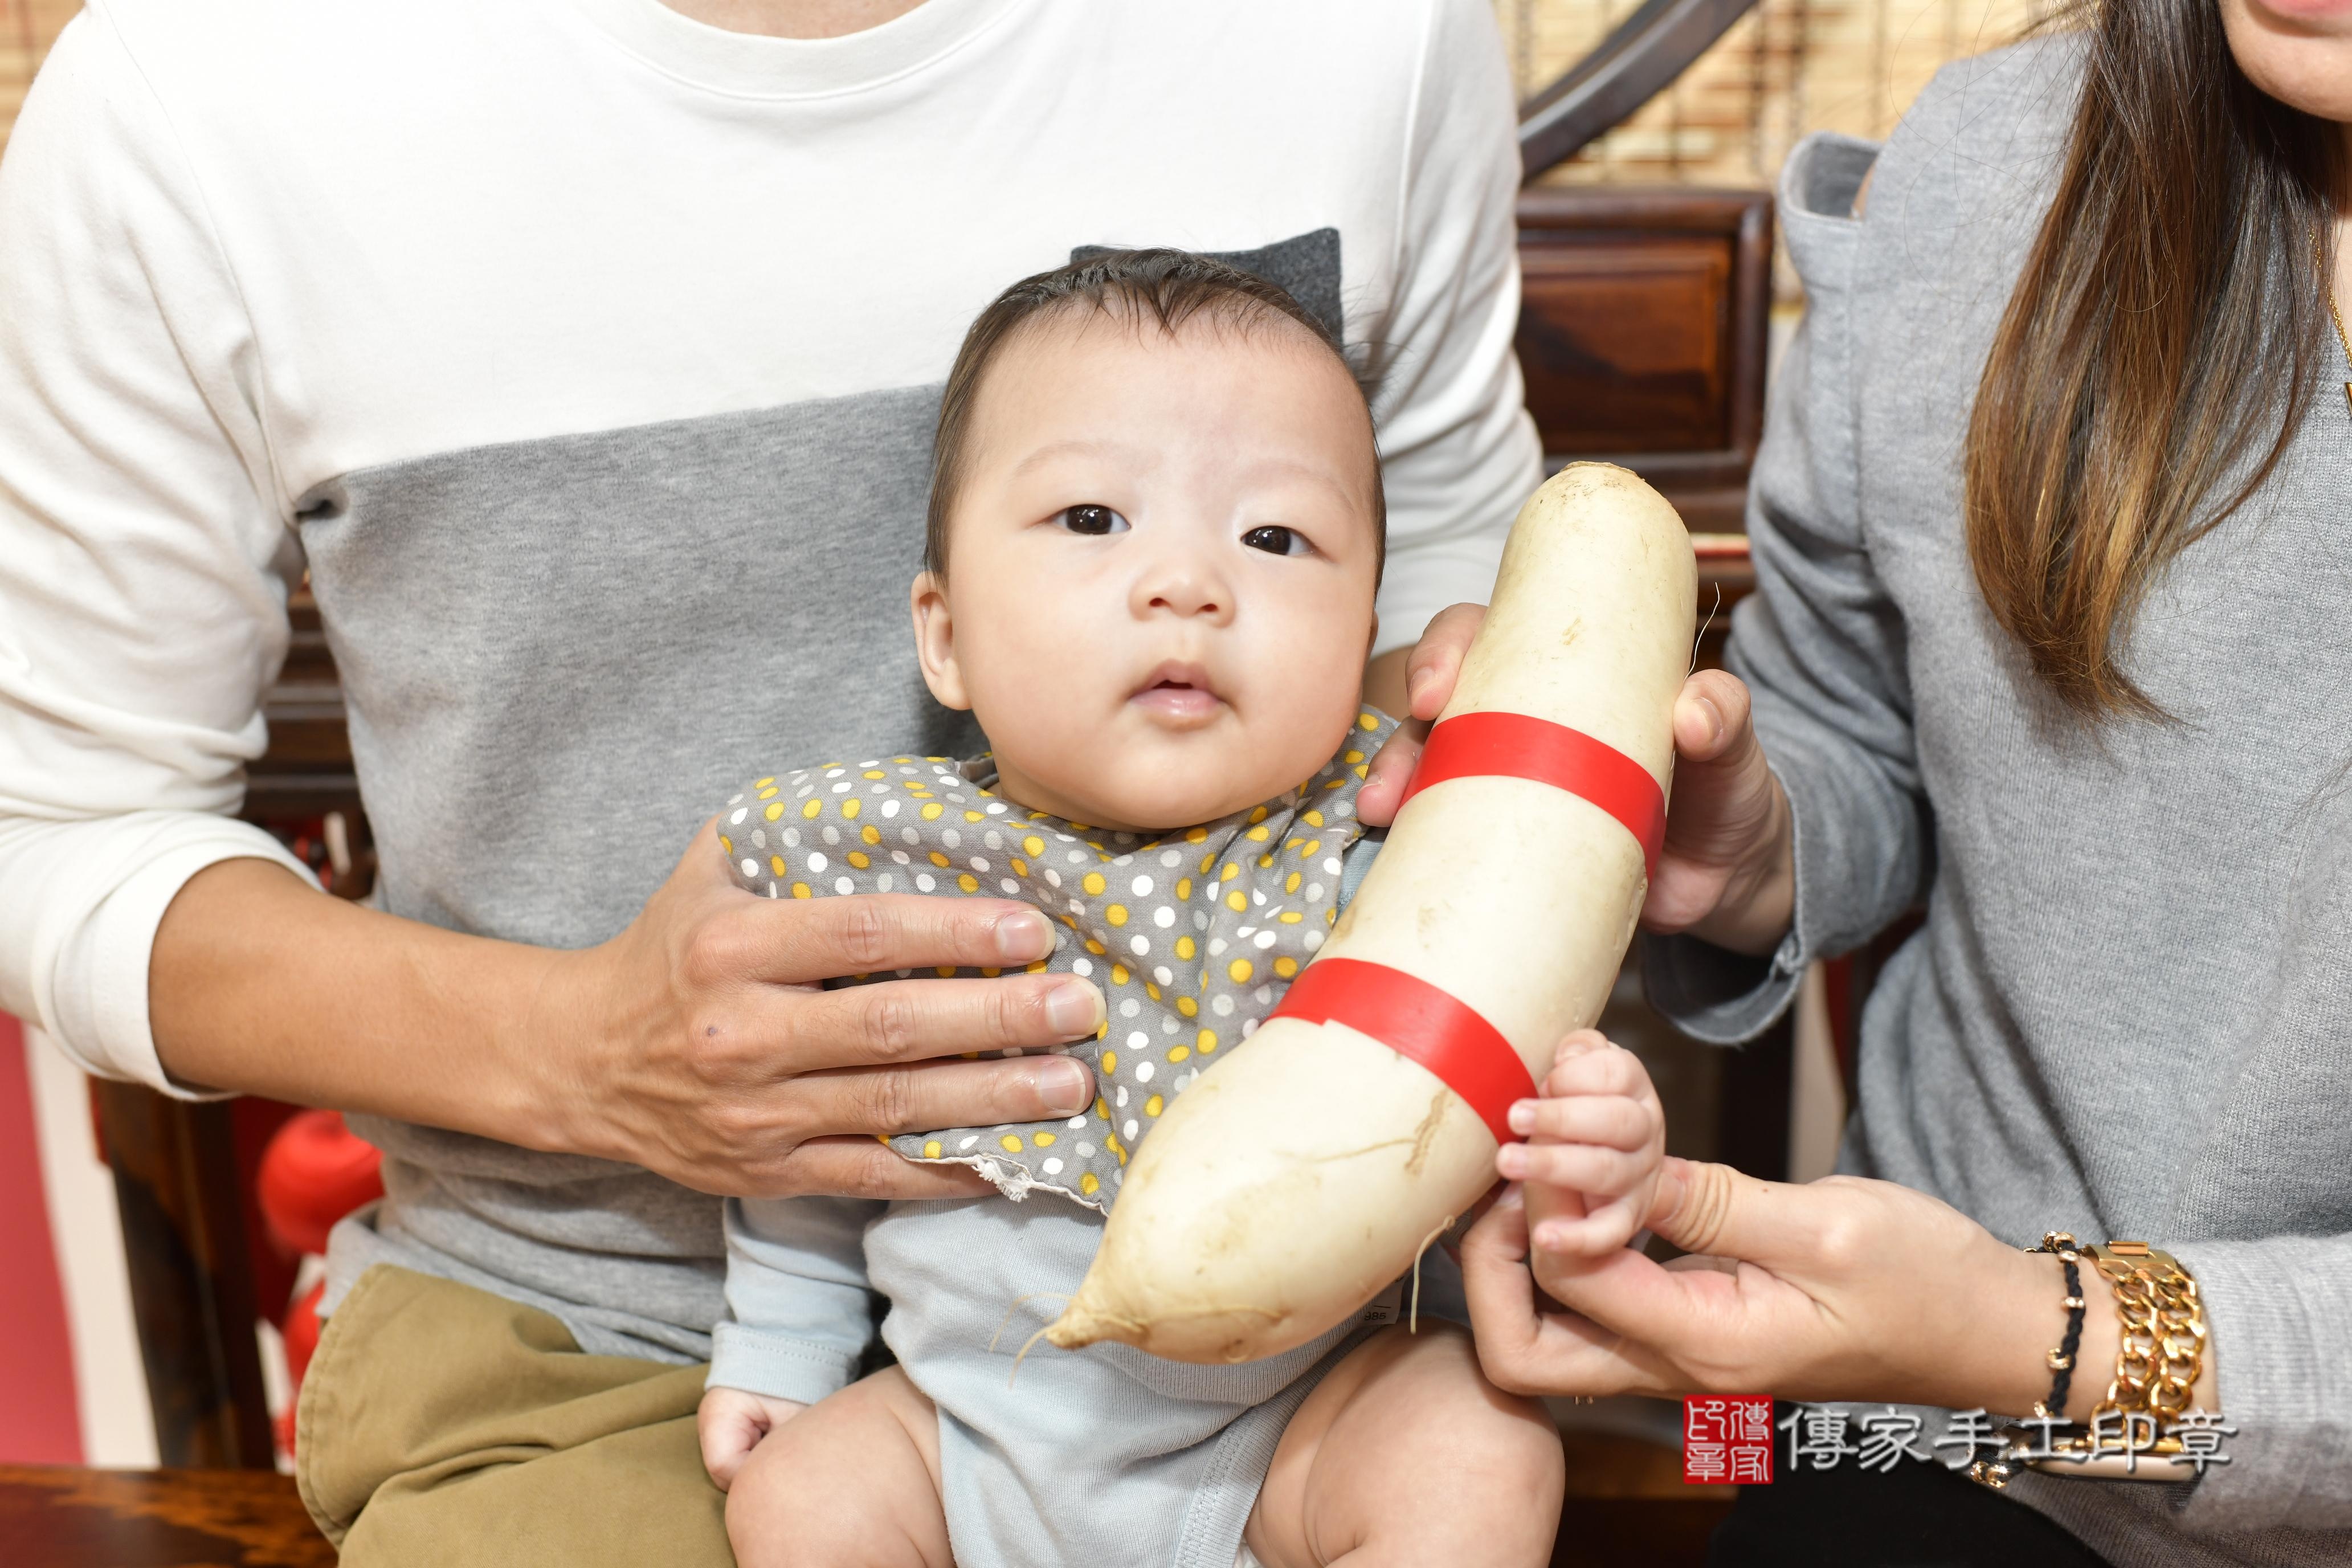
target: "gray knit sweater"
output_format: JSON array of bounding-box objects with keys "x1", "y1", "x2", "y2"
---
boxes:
[{"x1": 1645, "y1": 37, "x2": 2352, "y2": 1566}]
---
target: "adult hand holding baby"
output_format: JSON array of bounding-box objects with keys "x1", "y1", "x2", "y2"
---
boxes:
[
  {"x1": 560, "y1": 819, "x2": 1104, "y2": 1199},
  {"x1": 150, "y1": 818, "x2": 1104, "y2": 1206}
]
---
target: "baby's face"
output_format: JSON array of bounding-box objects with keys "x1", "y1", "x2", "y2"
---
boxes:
[{"x1": 913, "y1": 312, "x2": 1381, "y2": 832}]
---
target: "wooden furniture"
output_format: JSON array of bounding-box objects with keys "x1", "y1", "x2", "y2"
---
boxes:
[
  {"x1": 0, "y1": 1467, "x2": 336, "y2": 1568},
  {"x1": 1516, "y1": 188, "x2": 1772, "y2": 533},
  {"x1": 242, "y1": 598, "x2": 366, "y2": 827},
  {"x1": 86, "y1": 1088, "x2": 278, "y2": 1472},
  {"x1": 0, "y1": 1465, "x2": 1732, "y2": 1568}
]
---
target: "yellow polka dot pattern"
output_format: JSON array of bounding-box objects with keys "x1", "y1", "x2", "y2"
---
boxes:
[{"x1": 714, "y1": 714, "x2": 1396, "y2": 1213}]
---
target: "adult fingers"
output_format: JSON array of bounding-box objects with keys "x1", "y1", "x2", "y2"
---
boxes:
[
  {"x1": 1671, "y1": 668, "x2": 1753, "y2": 765},
  {"x1": 1358, "y1": 602, "x2": 1485, "y2": 827},
  {"x1": 1643, "y1": 672, "x2": 1792, "y2": 949},
  {"x1": 760, "y1": 971, "x2": 1106, "y2": 1071},
  {"x1": 1460, "y1": 1186, "x2": 1555, "y2": 1391},
  {"x1": 1461, "y1": 1185, "x2": 1534, "y2": 1307},
  {"x1": 1460, "y1": 1187, "x2": 1659, "y2": 1399},
  {"x1": 1524, "y1": 1159, "x2": 1781, "y2": 1340},
  {"x1": 777, "y1": 1050, "x2": 1104, "y2": 1148},
  {"x1": 1439, "y1": 1178, "x2": 1509, "y2": 1261},
  {"x1": 717, "y1": 892, "x2": 1062, "y2": 987},
  {"x1": 1659, "y1": 673, "x2": 1780, "y2": 864},
  {"x1": 1354, "y1": 721, "x2": 1427, "y2": 829},
  {"x1": 753, "y1": 1134, "x2": 1004, "y2": 1203},
  {"x1": 1403, "y1": 603, "x2": 1486, "y2": 720},
  {"x1": 1640, "y1": 1157, "x2": 1800, "y2": 1259}
]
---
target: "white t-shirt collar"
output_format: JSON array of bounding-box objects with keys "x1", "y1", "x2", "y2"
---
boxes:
[{"x1": 557, "y1": 0, "x2": 1028, "y2": 100}]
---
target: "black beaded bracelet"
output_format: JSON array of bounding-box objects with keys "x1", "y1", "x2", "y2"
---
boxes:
[{"x1": 2029, "y1": 1231, "x2": 2089, "y2": 1419}]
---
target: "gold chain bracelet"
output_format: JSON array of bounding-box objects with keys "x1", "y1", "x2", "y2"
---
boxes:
[
  {"x1": 2085, "y1": 1241, "x2": 2206, "y2": 1420},
  {"x1": 2015, "y1": 1242, "x2": 2209, "y2": 1479},
  {"x1": 1969, "y1": 1240, "x2": 2215, "y2": 1486}
]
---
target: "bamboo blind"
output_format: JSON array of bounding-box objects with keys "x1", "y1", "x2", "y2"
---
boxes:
[
  {"x1": 0, "y1": 0, "x2": 72, "y2": 161},
  {"x1": 1499, "y1": 0, "x2": 2048, "y2": 187}
]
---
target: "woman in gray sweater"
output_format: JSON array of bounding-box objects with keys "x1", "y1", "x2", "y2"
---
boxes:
[{"x1": 1380, "y1": 1, "x2": 2350, "y2": 1562}]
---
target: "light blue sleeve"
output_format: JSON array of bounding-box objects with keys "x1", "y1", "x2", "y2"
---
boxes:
[{"x1": 708, "y1": 1195, "x2": 883, "y2": 1403}]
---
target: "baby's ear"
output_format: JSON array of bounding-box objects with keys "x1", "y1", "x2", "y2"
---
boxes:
[{"x1": 910, "y1": 571, "x2": 973, "y2": 710}]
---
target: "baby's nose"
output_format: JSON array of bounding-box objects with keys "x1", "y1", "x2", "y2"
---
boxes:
[
  {"x1": 1133, "y1": 560, "x2": 1232, "y2": 623},
  {"x1": 1148, "y1": 582, "x2": 1224, "y2": 616}
]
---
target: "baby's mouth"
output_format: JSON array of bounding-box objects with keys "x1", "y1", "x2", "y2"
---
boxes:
[{"x1": 1130, "y1": 661, "x2": 1224, "y2": 726}]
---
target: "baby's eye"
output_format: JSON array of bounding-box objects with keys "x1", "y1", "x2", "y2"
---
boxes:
[
  {"x1": 1055, "y1": 504, "x2": 1130, "y2": 536},
  {"x1": 1241, "y1": 525, "x2": 1310, "y2": 557}
]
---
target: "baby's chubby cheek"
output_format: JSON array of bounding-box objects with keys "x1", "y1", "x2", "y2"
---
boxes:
[{"x1": 957, "y1": 573, "x2": 1377, "y2": 830}]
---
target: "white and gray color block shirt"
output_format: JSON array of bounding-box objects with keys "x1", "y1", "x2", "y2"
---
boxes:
[{"x1": 0, "y1": 0, "x2": 1540, "y2": 1362}]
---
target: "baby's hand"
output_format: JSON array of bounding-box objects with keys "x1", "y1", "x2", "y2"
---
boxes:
[
  {"x1": 1498, "y1": 1031, "x2": 1667, "y2": 1273},
  {"x1": 697, "y1": 1386, "x2": 808, "y2": 1490}
]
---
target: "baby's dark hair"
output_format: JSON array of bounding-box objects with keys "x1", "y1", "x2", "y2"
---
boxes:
[{"x1": 924, "y1": 248, "x2": 1384, "y2": 581}]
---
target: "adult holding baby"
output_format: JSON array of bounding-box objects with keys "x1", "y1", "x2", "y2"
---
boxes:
[
  {"x1": 0, "y1": 0, "x2": 1539, "y2": 1563},
  {"x1": 1407, "y1": 0, "x2": 2352, "y2": 1562}
]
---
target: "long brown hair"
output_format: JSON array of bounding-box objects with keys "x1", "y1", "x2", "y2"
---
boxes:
[{"x1": 1965, "y1": 0, "x2": 2342, "y2": 718}]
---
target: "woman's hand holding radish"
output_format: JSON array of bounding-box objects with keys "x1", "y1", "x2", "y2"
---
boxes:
[{"x1": 1359, "y1": 605, "x2": 1795, "y2": 957}]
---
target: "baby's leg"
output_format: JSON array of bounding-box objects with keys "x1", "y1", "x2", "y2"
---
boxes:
[
  {"x1": 724, "y1": 1366, "x2": 951, "y2": 1568},
  {"x1": 1246, "y1": 1324, "x2": 1565, "y2": 1568}
]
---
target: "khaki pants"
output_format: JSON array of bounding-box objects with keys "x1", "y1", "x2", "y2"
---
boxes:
[{"x1": 296, "y1": 1264, "x2": 732, "y2": 1565}]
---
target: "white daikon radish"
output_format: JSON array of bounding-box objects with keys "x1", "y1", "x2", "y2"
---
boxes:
[{"x1": 1048, "y1": 463, "x2": 1696, "y2": 1363}]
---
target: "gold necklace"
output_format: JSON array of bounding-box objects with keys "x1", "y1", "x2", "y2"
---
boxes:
[{"x1": 2319, "y1": 223, "x2": 2352, "y2": 423}]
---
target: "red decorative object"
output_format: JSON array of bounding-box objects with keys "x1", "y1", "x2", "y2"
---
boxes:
[
  {"x1": 256, "y1": 1109, "x2": 381, "y2": 1460},
  {"x1": 256, "y1": 1110, "x2": 382, "y2": 1259},
  {"x1": 272, "y1": 1281, "x2": 326, "y2": 1457}
]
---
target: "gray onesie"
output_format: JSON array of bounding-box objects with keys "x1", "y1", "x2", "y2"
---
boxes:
[{"x1": 709, "y1": 714, "x2": 1467, "y2": 1568}]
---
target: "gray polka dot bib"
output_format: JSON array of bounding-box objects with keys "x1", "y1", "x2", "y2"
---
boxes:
[{"x1": 717, "y1": 712, "x2": 1398, "y2": 1214}]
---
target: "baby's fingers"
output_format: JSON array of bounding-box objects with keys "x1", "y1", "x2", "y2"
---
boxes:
[
  {"x1": 1505, "y1": 1092, "x2": 1656, "y2": 1152},
  {"x1": 698, "y1": 1406, "x2": 760, "y2": 1491},
  {"x1": 1497, "y1": 1140, "x2": 1655, "y2": 1194},
  {"x1": 1542, "y1": 1038, "x2": 1657, "y2": 1102}
]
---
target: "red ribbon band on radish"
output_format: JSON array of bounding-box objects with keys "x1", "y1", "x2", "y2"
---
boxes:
[
  {"x1": 1267, "y1": 957, "x2": 1533, "y2": 1146},
  {"x1": 1395, "y1": 711, "x2": 1665, "y2": 878}
]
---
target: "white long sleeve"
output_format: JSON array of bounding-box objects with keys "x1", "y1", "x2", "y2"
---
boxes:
[
  {"x1": 0, "y1": 14, "x2": 313, "y2": 1093},
  {"x1": 1366, "y1": 0, "x2": 1542, "y2": 658}
]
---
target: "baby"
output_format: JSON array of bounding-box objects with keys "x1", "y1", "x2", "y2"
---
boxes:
[{"x1": 697, "y1": 251, "x2": 1666, "y2": 1568}]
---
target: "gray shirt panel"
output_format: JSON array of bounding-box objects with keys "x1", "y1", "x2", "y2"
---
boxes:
[{"x1": 316, "y1": 385, "x2": 981, "y2": 1359}]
